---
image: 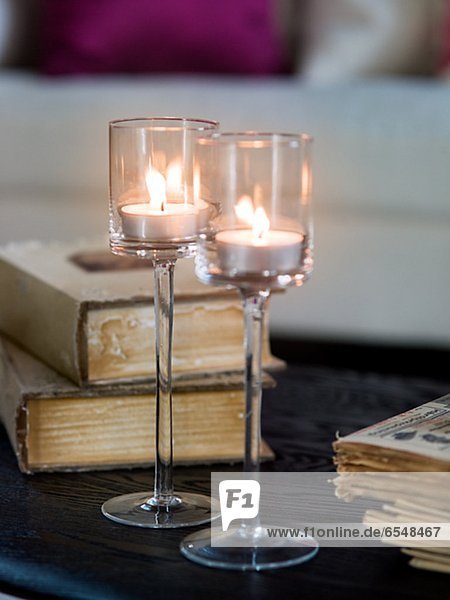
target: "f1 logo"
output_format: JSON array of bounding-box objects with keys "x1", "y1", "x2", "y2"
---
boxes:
[{"x1": 219, "y1": 480, "x2": 260, "y2": 531}]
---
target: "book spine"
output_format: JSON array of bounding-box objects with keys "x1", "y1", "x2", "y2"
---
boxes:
[{"x1": 0, "y1": 257, "x2": 84, "y2": 384}]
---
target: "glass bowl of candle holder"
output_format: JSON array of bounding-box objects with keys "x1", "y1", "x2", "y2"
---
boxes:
[
  {"x1": 109, "y1": 117, "x2": 218, "y2": 261},
  {"x1": 180, "y1": 132, "x2": 318, "y2": 568},
  {"x1": 103, "y1": 117, "x2": 219, "y2": 528}
]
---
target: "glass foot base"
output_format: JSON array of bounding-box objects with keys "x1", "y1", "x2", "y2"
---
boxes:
[
  {"x1": 102, "y1": 491, "x2": 216, "y2": 528},
  {"x1": 180, "y1": 527, "x2": 319, "y2": 571}
]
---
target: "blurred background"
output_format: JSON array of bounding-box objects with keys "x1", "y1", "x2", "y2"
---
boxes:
[{"x1": 1, "y1": 0, "x2": 449, "y2": 374}]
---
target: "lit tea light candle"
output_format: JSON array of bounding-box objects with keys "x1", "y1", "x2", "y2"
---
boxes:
[
  {"x1": 120, "y1": 165, "x2": 198, "y2": 241},
  {"x1": 216, "y1": 203, "x2": 302, "y2": 273},
  {"x1": 121, "y1": 203, "x2": 198, "y2": 240}
]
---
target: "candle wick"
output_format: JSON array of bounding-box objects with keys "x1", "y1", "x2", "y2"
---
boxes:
[{"x1": 161, "y1": 202, "x2": 165, "y2": 212}]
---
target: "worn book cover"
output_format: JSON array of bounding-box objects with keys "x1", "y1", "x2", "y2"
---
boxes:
[
  {"x1": 0, "y1": 337, "x2": 275, "y2": 474},
  {"x1": 0, "y1": 239, "x2": 282, "y2": 385}
]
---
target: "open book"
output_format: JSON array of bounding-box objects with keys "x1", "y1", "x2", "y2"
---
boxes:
[
  {"x1": 333, "y1": 393, "x2": 450, "y2": 472},
  {"x1": 333, "y1": 393, "x2": 450, "y2": 574}
]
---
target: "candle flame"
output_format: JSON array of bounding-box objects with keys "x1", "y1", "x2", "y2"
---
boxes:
[
  {"x1": 146, "y1": 167, "x2": 166, "y2": 211},
  {"x1": 234, "y1": 195, "x2": 254, "y2": 226},
  {"x1": 166, "y1": 158, "x2": 184, "y2": 200},
  {"x1": 252, "y1": 207, "x2": 270, "y2": 240},
  {"x1": 235, "y1": 196, "x2": 270, "y2": 239}
]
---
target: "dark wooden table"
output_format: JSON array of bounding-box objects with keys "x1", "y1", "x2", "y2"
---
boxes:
[{"x1": 1, "y1": 365, "x2": 449, "y2": 600}]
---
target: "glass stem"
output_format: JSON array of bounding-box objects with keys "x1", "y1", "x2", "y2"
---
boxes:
[
  {"x1": 152, "y1": 259, "x2": 176, "y2": 504},
  {"x1": 241, "y1": 289, "x2": 270, "y2": 474}
]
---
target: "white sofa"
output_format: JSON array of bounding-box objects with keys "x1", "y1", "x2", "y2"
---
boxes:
[{"x1": 1, "y1": 0, "x2": 449, "y2": 349}]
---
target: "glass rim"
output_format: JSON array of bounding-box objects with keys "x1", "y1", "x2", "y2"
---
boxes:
[
  {"x1": 109, "y1": 116, "x2": 219, "y2": 131},
  {"x1": 196, "y1": 131, "x2": 313, "y2": 147}
]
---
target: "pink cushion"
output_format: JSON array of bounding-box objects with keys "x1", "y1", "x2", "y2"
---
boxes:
[
  {"x1": 440, "y1": 1, "x2": 450, "y2": 73},
  {"x1": 39, "y1": 0, "x2": 288, "y2": 76}
]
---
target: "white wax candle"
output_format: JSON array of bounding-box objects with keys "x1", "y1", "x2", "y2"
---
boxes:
[
  {"x1": 216, "y1": 229, "x2": 303, "y2": 273},
  {"x1": 120, "y1": 203, "x2": 198, "y2": 241}
]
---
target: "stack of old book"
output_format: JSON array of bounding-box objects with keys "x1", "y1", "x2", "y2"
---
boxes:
[
  {"x1": 333, "y1": 393, "x2": 450, "y2": 574},
  {"x1": 0, "y1": 240, "x2": 282, "y2": 474}
]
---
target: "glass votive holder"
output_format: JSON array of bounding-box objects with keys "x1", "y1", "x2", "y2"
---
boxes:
[
  {"x1": 109, "y1": 117, "x2": 218, "y2": 260},
  {"x1": 195, "y1": 132, "x2": 314, "y2": 290}
]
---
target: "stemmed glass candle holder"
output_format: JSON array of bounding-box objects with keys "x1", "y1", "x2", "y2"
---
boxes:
[
  {"x1": 103, "y1": 117, "x2": 218, "y2": 528},
  {"x1": 180, "y1": 132, "x2": 318, "y2": 568}
]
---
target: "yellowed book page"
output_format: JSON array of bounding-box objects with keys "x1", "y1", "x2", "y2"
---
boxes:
[
  {"x1": 334, "y1": 472, "x2": 450, "y2": 510},
  {"x1": 408, "y1": 558, "x2": 450, "y2": 574},
  {"x1": 334, "y1": 449, "x2": 450, "y2": 472},
  {"x1": 26, "y1": 390, "x2": 273, "y2": 471}
]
